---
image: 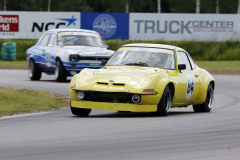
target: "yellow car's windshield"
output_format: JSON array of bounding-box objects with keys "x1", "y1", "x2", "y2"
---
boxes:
[{"x1": 107, "y1": 47, "x2": 175, "y2": 69}]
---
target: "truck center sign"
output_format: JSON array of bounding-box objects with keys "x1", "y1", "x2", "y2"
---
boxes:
[
  {"x1": 0, "y1": 11, "x2": 240, "y2": 41},
  {"x1": 129, "y1": 13, "x2": 239, "y2": 41}
]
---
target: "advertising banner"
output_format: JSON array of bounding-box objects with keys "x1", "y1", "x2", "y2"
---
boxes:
[
  {"x1": 0, "y1": 11, "x2": 80, "y2": 39},
  {"x1": 1, "y1": 11, "x2": 240, "y2": 41},
  {"x1": 0, "y1": 12, "x2": 23, "y2": 38},
  {"x1": 130, "y1": 13, "x2": 240, "y2": 41},
  {"x1": 0, "y1": 15, "x2": 19, "y2": 32},
  {"x1": 81, "y1": 12, "x2": 129, "y2": 39}
]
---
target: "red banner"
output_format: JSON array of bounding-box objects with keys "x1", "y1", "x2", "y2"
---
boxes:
[{"x1": 0, "y1": 15, "x2": 19, "y2": 32}]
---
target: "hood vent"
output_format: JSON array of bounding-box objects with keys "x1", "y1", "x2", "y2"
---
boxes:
[
  {"x1": 96, "y1": 82, "x2": 125, "y2": 86},
  {"x1": 97, "y1": 82, "x2": 108, "y2": 85},
  {"x1": 113, "y1": 83, "x2": 125, "y2": 86}
]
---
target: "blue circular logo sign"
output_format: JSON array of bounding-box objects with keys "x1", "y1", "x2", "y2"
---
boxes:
[{"x1": 93, "y1": 14, "x2": 117, "y2": 38}]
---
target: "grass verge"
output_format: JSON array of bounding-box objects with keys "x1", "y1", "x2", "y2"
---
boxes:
[
  {"x1": 0, "y1": 87, "x2": 69, "y2": 117},
  {"x1": 196, "y1": 61, "x2": 240, "y2": 71},
  {"x1": 1, "y1": 39, "x2": 240, "y2": 61},
  {"x1": 0, "y1": 60, "x2": 240, "y2": 74},
  {"x1": 196, "y1": 61, "x2": 240, "y2": 75},
  {"x1": 0, "y1": 60, "x2": 27, "y2": 69}
]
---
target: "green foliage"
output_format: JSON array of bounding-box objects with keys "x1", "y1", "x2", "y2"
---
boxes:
[
  {"x1": 105, "y1": 40, "x2": 240, "y2": 61},
  {"x1": 196, "y1": 61, "x2": 240, "y2": 70},
  {"x1": 51, "y1": 0, "x2": 94, "y2": 12},
  {"x1": 219, "y1": 0, "x2": 238, "y2": 13},
  {"x1": 0, "y1": 0, "x2": 239, "y2": 13},
  {"x1": 201, "y1": 0, "x2": 217, "y2": 13},
  {"x1": 1, "y1": 39, "x2": 240, "y2": 61},
  {"x1": 167, "y1": 0, "x2": 196, "y2": 13}
]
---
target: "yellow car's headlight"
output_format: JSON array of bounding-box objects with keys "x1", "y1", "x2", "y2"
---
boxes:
[{"x1": 76, "y1": 91, "x2": 85, "y2": 100}]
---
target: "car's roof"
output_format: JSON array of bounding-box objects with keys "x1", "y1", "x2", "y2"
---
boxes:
[
  {"x1": 47, "y1": 28, "x2": 99, "y2": 34},
  {"x1": 122, "y1": 43, "x2": 185, "y2": 51}
]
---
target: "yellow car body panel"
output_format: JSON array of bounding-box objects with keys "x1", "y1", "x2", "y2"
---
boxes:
[
  {"x1": 69, "y1": 43, "x2": 215, "y2": 112},
  {"x1": 71, "y1": 99, "x2": 158, "y2": 112}
]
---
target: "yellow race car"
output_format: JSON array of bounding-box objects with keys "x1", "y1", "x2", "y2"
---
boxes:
[{"x1": 69, "y1": 43, "x2": 215, "y2": 116}]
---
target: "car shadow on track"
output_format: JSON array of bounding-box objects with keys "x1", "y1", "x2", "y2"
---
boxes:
[
  {"x1": 26, "y1": 79, "x2": 71, "y2": 83},
  {"x1": 71, "y1": 111, "x2": 195, "y2": 118},
  {"x1": 41, "y1": 80, "x2": 71, "y2": 83}
]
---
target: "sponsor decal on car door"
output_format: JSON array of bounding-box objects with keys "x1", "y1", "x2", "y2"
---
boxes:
[{"x1": 186, "y1": 74, "x2": 195, "y2": 100}]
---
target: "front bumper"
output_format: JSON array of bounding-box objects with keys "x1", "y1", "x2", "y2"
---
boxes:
[
  {"x1": 64, "y1": 61, "x2": 103, "y2": 76},
  {"x1": 71, "y1": 100, "x2": 157, "y2": 112},
  {"x1": 63, "y1": 61, "x2": 103, "y2": 70},
  {"x1": 70, "y1": 90, "x2": 160, "y2": 112}
]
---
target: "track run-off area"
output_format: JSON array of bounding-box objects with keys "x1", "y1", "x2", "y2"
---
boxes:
[{"x1": 0, "y1": 69, "x2": 240, "y2": 160}]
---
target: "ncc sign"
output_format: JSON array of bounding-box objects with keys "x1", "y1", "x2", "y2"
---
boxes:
[
  {"x1": 27, "y1": 12, "x2": 80, "y2": 39},
  {"x1": 0, "y1": 11, "x2": 80, "y2": 39},
  {"x1": 31, "y1": 14, "x2": 78, "y2": 33}
]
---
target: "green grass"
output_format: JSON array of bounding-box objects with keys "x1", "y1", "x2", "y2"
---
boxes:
[
  {"x1": 0, "y1": 60, "x2": 27, "y2": 68},
  {"x1": 105, "y1": 40, "x2": 240, "y2": 61},
  {"x1": 0, "y1": 60, "x2": 240, "y2": 72},
  {"x1": 196, "y1": 61, "x2": 240, "y2": 71},
  {"x1": 0, "y1": 87, "x2": 69, "y2": 117}
]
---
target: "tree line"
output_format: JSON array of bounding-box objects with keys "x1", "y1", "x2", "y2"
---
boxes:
[{"x1": 0, "y1": 0, "x2": 239, "y2": 14}]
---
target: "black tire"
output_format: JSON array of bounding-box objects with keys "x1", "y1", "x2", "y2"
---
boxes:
[
  {"x1": 71, "y1": 107, "x2": 91, "y2": 117},
  {"x1": 151, "y1": 86, "x2": 172, "y2": 116},
  {"x1": 193, "y1": 83, "x2": 214, "y2": 112},
  {"x1": 28, "y1": 59, "x2": 42, "y2": 80},
  {"x1": 55, "y1": 60, "x2": 67, "y2": 82}
]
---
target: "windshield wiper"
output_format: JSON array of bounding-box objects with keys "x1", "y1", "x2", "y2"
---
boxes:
[{"x1": 125, "y1": 62, "x2": 148, "y2": 67}]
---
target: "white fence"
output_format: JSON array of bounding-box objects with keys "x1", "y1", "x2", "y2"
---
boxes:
[{"x1": 1, "y1": 11, "x2": 240, "y2": 41}]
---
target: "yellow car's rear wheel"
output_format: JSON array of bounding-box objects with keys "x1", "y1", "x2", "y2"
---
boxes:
[{"x1": 193, "y1": 83, "x2": 214, "y2": 112}]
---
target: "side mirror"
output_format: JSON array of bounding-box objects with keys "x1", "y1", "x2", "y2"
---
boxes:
[
  {"x1": 178, "y1": 64, "x2": 186, "y2": 73},
  {"x1": 101, "y1": 60, "x2": 108, "y2": 66}
]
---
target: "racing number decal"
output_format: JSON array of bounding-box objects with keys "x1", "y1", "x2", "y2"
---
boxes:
[{"x1": 186, "y1": 75, "x2": 195, "y2": 99}]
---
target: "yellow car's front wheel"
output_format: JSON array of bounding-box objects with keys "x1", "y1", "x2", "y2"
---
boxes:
[
  {"x1": 151, "y1": 86, "x2": 172, "y2": 116},
  {"x1": 70, "y1": 102, "x2": 92, "y2": 117},
  {"x1": 71, "y1": 107, "x2": 91, "y2": 117}
]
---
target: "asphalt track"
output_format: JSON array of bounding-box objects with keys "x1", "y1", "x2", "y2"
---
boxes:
[{"x1": 0, "y1": 70, "x2": 240, "y2": 160}]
